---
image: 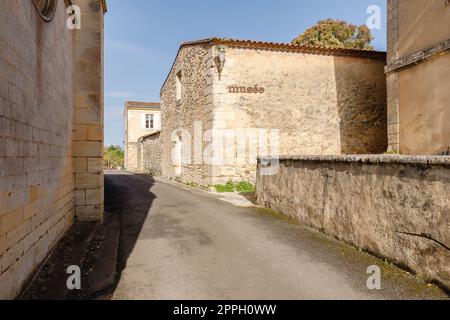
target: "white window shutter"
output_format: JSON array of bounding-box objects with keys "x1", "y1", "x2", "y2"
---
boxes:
[
  {"x1": 156, "y1": 113, "x2": 161, "y2": 130},
  {"x1": 141, "y1": 114, "x2": 146, "y2": 129}
]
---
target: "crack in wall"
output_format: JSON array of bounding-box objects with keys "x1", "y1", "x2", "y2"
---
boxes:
[{"x1": 397, "y1": 231, "x2": 450, "y2": 251}]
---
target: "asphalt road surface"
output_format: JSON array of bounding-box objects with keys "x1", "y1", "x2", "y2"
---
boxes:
[{"x1": 105, "y1": 172, "x2": 448, "y2": 300}]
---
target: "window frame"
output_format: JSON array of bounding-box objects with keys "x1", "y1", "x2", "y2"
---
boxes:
[{"x1": 145, "y1": 114, "x2": 155, "y2": 130}]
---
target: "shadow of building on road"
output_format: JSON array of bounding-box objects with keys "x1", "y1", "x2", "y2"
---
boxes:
[
  {"x1": 19, "y1": 172, "x2": 157, "y2": 300},
  {"x1": 104, "y1": 173, "x2": 157, "y2": 299}
]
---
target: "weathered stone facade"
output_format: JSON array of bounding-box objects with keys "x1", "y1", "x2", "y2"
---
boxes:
[
  {"x1": 386, "y1": 0, "x2": 450, "y2": 154},
  {"x1": 124, "y1": 101, "x2": 161, "y2": 172},
  {"x1": 139, "y1": 132, "x2": 162, "y2": 175},
  {"x1": 160, "y1": 38, "x2": 387, "y2": 186},
  {"x1": 160, "y1": 43, "x2": 212, "y2": 186},
  {"x1": 257, "y1": 155, "x2": 450, "y2": 290},
  {"x1": 0, "y1": 0, "x2": 106, "y2": 299}
]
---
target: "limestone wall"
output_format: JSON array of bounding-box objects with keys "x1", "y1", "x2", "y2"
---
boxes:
[
  {"x1": 140, "y1": 133, "x2": 162, "y2": 176},
  {"x1": 257, "y1": 155, "x2": 450, "y2": 289},
  {"x1": 210, "y1": 46, "x2": 387, "y2": 183},
  {"x1": 0, "y1": 0, "x2": 105, "y2": 299},
  {"x1": 398, "y1": 54, "x2": 450, "y2": 155},
  {"x1": 386, "y1": 0, "x2": 450, "y2": 154},
  {"x1": 397, "y1": 0, "x2": 450, "y2": 58},
  {"x1": 160, "y1": 42, "x2": 387, "y2": 187},
  {"x1": 0, "y1": 0, "x2": 75, "y2": 299},
  {"x1": 72, "y1": 0, "x2": 105, "y2": 221},
  {"x1": 126, "y1": 142, "x2": 141, "y2": 173}
]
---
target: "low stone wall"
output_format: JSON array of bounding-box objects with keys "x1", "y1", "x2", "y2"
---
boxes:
[
  {"x1": 257, "y1": 155, "x2": 450, "y2": 289},
  {"x1": 139, "y1": 132, "x2": 162, "y2": 175}
]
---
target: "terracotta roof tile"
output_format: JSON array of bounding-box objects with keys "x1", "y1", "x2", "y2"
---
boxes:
[{"x1": 180, "y1": 37, "x2": 386, "y2": 60}]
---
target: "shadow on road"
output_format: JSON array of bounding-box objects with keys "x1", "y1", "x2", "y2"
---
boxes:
[
  {"x1": 20, "y1": 172, "x2": 157, "y2": 300},
  {"x1": 104, "y1": 172, "x2": 157, "y2": 298}
]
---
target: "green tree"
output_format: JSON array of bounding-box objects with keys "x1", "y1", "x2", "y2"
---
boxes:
[
  {"x1": 292, "y1": 19, "x2": 374, "y2": 50},
  {"x1": 103, "y1": 145, "x2": 124, "y2": 170}
]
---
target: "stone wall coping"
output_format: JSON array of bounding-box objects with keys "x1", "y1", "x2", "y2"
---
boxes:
[
  {"x1": 258, "y1": 155, "x2": 450, "y2": 166},
  {"x1": 139, "y1": 131, "x2": 161, "y2": 142},
  {"x1": 385, "y1": 39, "x2": 450, "y2": 73}
]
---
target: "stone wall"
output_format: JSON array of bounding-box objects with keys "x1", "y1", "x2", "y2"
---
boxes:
[
  {"x1": 160, "y1": 41, "x2": 387, "y2": 187},
  {"x1": 126, "y1": 142, "x2": 140, "y2": 173},
  {"x1": 386, "y1": 0, "x2": 450, "y2": 154},
  {"x1": 209, "y1": 45, "x2": 387, "y2": 184},
  {"x1": 0, "y1": 0, "x2": 105, "y2": 299},
  {"x1": 72, "y1": 0, "x2": 105, "y2": 221},
  {"x1": 0, "y1": 0, "x2": 74, "y2": 299},
  {"x1": 140, "y1": 133, "x2": 162, "y2": 175},
  {"x1": 257, "y1": 155, "x2": 450, "y2": 289},
  {"x1": 160, "y1": 43, "x2": 213, "y2": 187}
]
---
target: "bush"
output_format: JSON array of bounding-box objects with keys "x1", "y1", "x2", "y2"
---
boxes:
[
  {"x1": 235, "y1": 181, "x2": 255, "y2": 193},
  {"x1": 215, "y1": 181, "x2": 236, "y2": 193}
]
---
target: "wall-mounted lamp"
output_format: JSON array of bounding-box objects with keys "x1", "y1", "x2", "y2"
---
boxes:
[{"x1": 214, "y1": 46, "x2": 226, "y2": 79}]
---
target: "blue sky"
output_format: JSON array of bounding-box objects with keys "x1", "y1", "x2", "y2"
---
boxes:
[{"x1": 104, "y1": 0, "x2": 387, "y2": 147}]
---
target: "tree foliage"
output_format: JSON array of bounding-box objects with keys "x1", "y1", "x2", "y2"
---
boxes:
[
  {"x1": 103, "y1": 145, "x2": 124, "y2": 170},
  {"x1": 292, "y1": 19, "x2": 374, "y2": 50}
]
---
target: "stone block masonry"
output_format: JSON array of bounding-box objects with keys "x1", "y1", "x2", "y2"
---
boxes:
[
  {"x1": 0, "y1": 0, "x2": 106, "y2": 299},
  {"x1": 257, "y1": 155, "x2": 450, "y2": 290},
  {"x1": 72, "y1": 0, "x2": 105, "y2": 222}
]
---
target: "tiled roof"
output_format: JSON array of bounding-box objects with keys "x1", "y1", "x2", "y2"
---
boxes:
[
  {"x1": 161, "y1": 37, "x2": 386, "y2": 92},
  {"x1": 126, "y1": 101, "x2": 161, "y2": 109},
  {"x1": 180, "y1": 37, "x2": 386, "y2": 60}
]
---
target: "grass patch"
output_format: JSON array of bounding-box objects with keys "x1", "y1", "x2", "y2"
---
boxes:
[
  {"x1": 214, "y1": 181, "x2": 255, "y2": 193},
  {"x1": 235, "y1": 181, "x2": 256, "y2": 193},
  {"x1": 215, "y1": 181, "x2": 236, "y2": 193}
]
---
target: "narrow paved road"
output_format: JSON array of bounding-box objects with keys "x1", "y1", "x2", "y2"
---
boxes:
[{"x1": 106, "y1": 172, "x2": 448, "y2": 300}]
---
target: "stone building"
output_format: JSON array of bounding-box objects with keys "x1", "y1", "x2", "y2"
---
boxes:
[
  {"x1": 124, "y1": 101, "x2": 161, "y2": 172},
  {"x1": 0, "y1": 0, "x2": 106, "y2": 299},
  {"x1": 156, "y1": 38, "x2": 388, "y2": 187},
  {"x1": 386, "y1": 0, "x2": 450, "y2": 154}
]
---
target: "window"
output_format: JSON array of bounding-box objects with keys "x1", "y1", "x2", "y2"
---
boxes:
[
  {"x1": 32, "y1": 0, "x2": 58, "y2": 22},
  {"x1": 145, "y1": 114, "x2": 154, "y2": 129},
  {"x1": 176, "y1": 70, "x2": 182, "y2": 102}
]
